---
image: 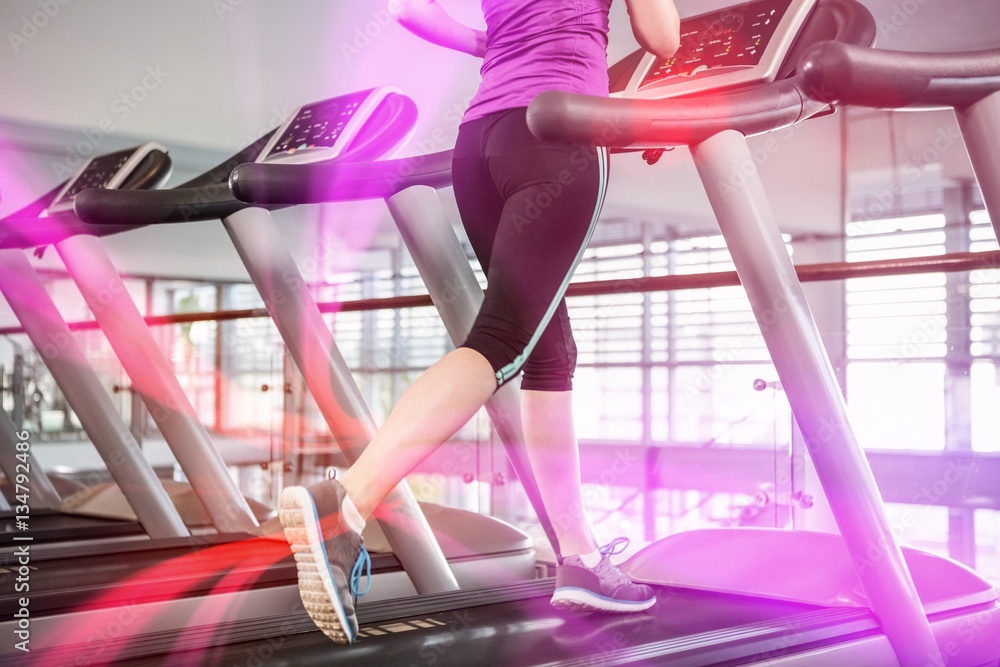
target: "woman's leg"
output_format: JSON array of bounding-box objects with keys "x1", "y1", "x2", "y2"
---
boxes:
[
  {"x1": 452, "y1": 110, "x2": 652, "y2": 611},
  {"x1": 520, "y1": 388, "x2": 596, "y2": 557},
  {"x1": 456, "y1": 109, "x2": 605, "y2": 560},
  {"x1": 279, "y1": 347, "x2": 496, "y2": 646},
  {"x1": 278, "y1": 118, "x2": 504, "y2": 645},
  {"x1": 339, "y1": 347, "x2": 495, "y2": 519},
  {"x1": 339, "y1": 113, "x2": 506, "y2": 519}
]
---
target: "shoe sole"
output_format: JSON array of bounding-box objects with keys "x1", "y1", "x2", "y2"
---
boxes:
[
  {"x1": 551, "y1": 587, "x2": 656, "y2": 614},
  {"x1": 279, "y1": 486, "x2": 354, "y2": 644}
]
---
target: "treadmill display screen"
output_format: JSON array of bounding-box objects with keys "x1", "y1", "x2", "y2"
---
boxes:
[
  {"x1": 639, "y1": 0, "x2": 794, "y2": 90},
  {"x1": 50, "y1": 147, "x2": 135, "y2": 210},
  {"x1": 263, "y1": 89, "x2": 374, "y2": 161}
]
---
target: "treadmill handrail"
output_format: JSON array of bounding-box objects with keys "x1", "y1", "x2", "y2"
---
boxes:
[
  {"x1": 75, "y1": 184, "x2": 256, "y2": 226},
  {"x1": 229, "y1": 149, "x2": 455, "y2": 205},
  {"x1": 0, "y1": 149, "x2": 171, "y2": 249},
  {"x1": 799, "y1": 41, "x2": 1000, "y2": 109},
  {"x1": 526, "y1": 80, "x2": 826, "y2": 149},
  {"x1": 74, "y1": 132, "x2": 278, "y2": 227},
  {"x1": 525, "y1": 0, "x2": 877, "y2": 149}
]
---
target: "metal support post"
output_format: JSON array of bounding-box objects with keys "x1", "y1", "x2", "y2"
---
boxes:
[
  {"x1": 956, "y1": 91, "x2": 1000, "y2": 242},
  {"x1": 0, "y1": 248, "x2": 188, "y2": 537},
  {"x1": 691, "y1": 129, "x2": 942, "y2": 667},
  {"x1": 54, "y1": 236, "x2": 257, "y2": 534}
]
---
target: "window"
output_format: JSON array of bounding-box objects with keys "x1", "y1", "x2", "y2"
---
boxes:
[
  {"x1": 845, "y1": 214, "x2": 948, "y2": 450},
  {"x1": 970, "y1": 209, "x2": 1000, "y2": 452}
]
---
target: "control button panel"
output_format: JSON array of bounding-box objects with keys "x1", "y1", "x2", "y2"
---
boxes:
[{"x1": 46, "y1": 143, "x2": 168, "y2": 215}]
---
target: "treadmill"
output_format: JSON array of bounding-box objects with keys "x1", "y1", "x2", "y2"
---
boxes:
[
  {"x1": 0, "y1": 92, "x2": 532, "y2": 664},
  {"x1": 208, "y1": 0, "x2": 997, "y2": 665},
  {"x1": 75, "y1": 87, "x2": 540, "y2": 594},
  {"x1": 9, "y1": 1, "x2": 994, "y2": 665},
  {"x1": 523, "y1": 0, "x2": 1000, "y2": 664},
  {"x1": 0, "y1": 145, "x2": 192, "y2": 544},
  {"x1": 0, "y1": 146, "x2": 274, "y2": 547},
  {"x1": 76, "y1": 96, "x2": 564, "y2": 569}
]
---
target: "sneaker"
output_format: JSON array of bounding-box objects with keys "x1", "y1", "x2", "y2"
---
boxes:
[
  {"x1": 278, "y1": 480, "x2": 371, "y2": 644},
  {"x1": 551, "y1": 538, "x2": 656, "y2": 613}
]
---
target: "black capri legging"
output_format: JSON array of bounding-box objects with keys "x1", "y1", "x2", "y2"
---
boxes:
[{"x1": 453, "y1": 107, "x2": 609, "y2": 392}]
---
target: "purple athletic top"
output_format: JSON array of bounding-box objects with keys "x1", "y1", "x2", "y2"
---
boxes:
[{"x1": 463, "y1": 0, "x2": 613, "y2": 123}]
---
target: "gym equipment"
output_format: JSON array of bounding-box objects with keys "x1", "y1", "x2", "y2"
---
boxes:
[
  {"x1": 525, "y1": 0, "x2": 1000, "y2": 664},
  {"x1": 7, "y1": 1, "x2": 995, "y2": 664},
  {"x1": 3, "y1": 145, "x2": 262, "y2": 537},
  {"x1": 0, "y1": 144, "x2": 189, "y2": 541},
  {"x1": 79, "y1": 88, "x2": 481, "y2": 595}
]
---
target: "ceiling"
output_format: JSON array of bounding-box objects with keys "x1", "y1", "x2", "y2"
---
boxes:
[{"x1": 0, "y1": 0, "x2": 997, "y2": 279}]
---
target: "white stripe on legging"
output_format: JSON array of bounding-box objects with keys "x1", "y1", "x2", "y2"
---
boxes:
[{"x1": 495, "y1": 145, "x2": 609, "y2": 385}]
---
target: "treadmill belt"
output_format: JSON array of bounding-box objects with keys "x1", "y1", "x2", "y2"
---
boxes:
[
  {"x1": 115, "y1": 584, "x2": 881, "y2": 667},
  {"x1": 0, "y1": 513, "x2": 141, "y2": 546}
]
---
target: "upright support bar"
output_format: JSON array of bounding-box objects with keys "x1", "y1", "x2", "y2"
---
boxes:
[
  {"x1": 222, "y1": 206, "x2": 459, "y2": 595},
  {"x1": 956, "y1": 91, "x2": 1000, "y2": 242},
  {"x1": 0, "y1": 403, "x2": 62, "y2": 510},
  {"x1": 53, "y1": 236, "x2": 257, "y2": 534},
  {"x1": 386, "y1": 186, "x2": 561, "y2": 557},
  {"x1": 11, "y1": 354, "x2": 24, "y2": 431},
  {"x1": 691, "y1": 130, "x2": 942, "y2": 667},
  {"x1": 0, "y1": 248, "x2": 188, "y2": 537}
]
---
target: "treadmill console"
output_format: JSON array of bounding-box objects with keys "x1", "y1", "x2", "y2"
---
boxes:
[
  {"x1": 46, "y1": 143, "x2": 168, "y2": 215},
  {"x1": 615, "y1": 0, "x2": 816, "y2": 100},
  {"x1": 256, "y1": 87, "x2": 406, "y2": 164}
]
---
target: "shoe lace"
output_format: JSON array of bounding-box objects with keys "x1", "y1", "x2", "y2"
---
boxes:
[
  {"x1": 597, "y1": 538, "x2": 641, "y2": 590},
  {"x1": 351, "y1": 545, "x2": 372, "y2": 597},
  {"x1": 599, "y1": 537, "x2": 630, "y2": 558}
]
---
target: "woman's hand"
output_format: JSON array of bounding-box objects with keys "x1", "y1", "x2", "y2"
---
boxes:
[
  {"x1": 623, "y1": 0, "x2": 681, "y2": 60},
  {"x1": 394, "y1": 0, "x2": 487, "y2": 57}
]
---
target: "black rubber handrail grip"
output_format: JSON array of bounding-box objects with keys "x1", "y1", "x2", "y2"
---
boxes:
[
  {"x1": 75, "y1": 183, "x2": 256, "y2": 226},
  {"x1": 526, "y1": 80, "x2": 821, "y2": 148},
  {"x1": 229, "y1": 149, "x2": 455, "y2": 205},
  {"x1": 74, "y1": 133, "x2": 277, "y2": 226},
  {"x1": 799, "y1": 40, "x2": 1000, "y2": 109}
]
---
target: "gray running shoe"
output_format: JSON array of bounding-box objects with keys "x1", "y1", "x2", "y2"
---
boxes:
[
  {"x1": 279, "y1": 480, "x2": 371, "y2": 644},
  {"x1": 551, "y1": 538, "x2": 656, "y2": 613}
]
